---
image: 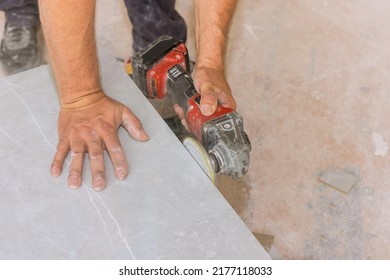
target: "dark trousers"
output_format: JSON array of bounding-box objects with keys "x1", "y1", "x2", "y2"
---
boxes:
[
  {"x1": 123, "y1": 0, "x2": 186, "y2": 51},
  {"x1": 0, "y1": 0, "x2": 187, "y2": 51},
  {"x1": 0, "y1": 0, "x2": 38, "y2": 26}
]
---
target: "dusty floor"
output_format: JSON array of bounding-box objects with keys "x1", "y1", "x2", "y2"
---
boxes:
[{"x1": 1, "y1": 0, "x2": 390, "y2": 259}]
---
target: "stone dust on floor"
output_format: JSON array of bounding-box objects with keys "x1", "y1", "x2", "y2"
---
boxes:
[{"x1": 1, "y1": 0, "x2": 389, "y2": 259}]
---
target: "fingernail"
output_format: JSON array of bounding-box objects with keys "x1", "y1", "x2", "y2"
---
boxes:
[
  {"x1": 116, "y1": 168, "x2": 127, "y2": 180},
  {"x1": 200, "y1": 105, "x2": 213, "y2": 116},
  {"x1": 68, "y1": 175, "x2": 80, "y2": 189},
  {"x1": 51, "y1": 166, "x2": 60, "y2": 177},
  {"x1": 139, "y1": 129, "x2": 150, "y2": 141},
  {"x1": 93, "y1": 178, "x2": 105, "y2": 191}
]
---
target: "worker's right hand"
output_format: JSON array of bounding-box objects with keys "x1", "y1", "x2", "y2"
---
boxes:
[
  {"x1": 174, "y1": 65, "x2": 237, "y2": 131},
  {"x1": 192, "y1": 66, "x2": 236, "y2": 116},
  {"x1": 50, "y1": 91, "x2": 149, "y2": 191}
]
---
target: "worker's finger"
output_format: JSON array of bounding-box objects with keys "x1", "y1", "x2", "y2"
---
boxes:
[
  {"x1": 87, "y1": 139, "x2": 106, "y2": 191},
  {"x1": 173, "y1": 104, "x2": 190, "y2": 131},
  {"x1": 51, "y1": 138, "x2": 70, "y2": 177},
  {"x1": 216, "y1": 90, "x2": 237, "y2": 110},
  {"x1": 67, "y1": 139, "x2": 85, "y2": 189},
  {"x1": 102, "y1": 132, "x2": 128, "y2": 181},
  {"x1": 199, "y1": 89, "x2": 218, "y2": 116},
  {"x1": 121, "y1": 106, "x2": 149, "y2": 142},
  {"x1": 173, "y1": 104, "x2": 185, "y2": 120}
]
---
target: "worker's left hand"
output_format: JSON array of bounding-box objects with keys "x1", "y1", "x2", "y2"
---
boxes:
[
  {"x1": 50, "y1": 93, "x2": 149, "y2": 191},
  {"x1": 174, "y1": 66, "x2": 236, "y2": 129}
]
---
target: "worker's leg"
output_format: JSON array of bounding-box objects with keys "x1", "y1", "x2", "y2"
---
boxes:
[
  {"x1": 123, "y1": 0, "x2": 187, "y2": 52},
  {"x1": 0, "y1": 0, "x2": 40, "y2": 74}
]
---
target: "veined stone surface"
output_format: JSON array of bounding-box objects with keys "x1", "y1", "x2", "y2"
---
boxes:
[{"x1": 0, "y1": 49, "x2": 269, "y2": 260}]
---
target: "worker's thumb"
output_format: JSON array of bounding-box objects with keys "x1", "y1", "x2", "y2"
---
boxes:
[
  {"x1": 121, "y1": 107, "x2": 149, "y2": 142},
  {"x1": 199, "y1": 91, "x2": 218, "y2": 116}
]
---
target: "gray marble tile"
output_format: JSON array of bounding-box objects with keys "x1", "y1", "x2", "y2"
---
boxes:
[{"x1": 0, "y1": 49, "x2": 269, "y2": 260}]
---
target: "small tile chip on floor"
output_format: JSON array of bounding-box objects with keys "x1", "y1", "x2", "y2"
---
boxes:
[{"x1": 319, "y1": 168, "x2": 359, "y2": 194}]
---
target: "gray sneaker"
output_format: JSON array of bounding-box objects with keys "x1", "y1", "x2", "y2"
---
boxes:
[{"x1": 0, "y1": 19, "x2": 40, "y2": 74}]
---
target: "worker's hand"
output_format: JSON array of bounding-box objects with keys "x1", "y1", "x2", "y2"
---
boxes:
[
  {"x1": 174, "y1": 66, "x2": 236, "y2": 130},
  {"x1": 192, "y1": 66, "x2": 236, "y2": 115},
  {"x1": 50, "y1": 92, "x2": 149, "y2": 191}
]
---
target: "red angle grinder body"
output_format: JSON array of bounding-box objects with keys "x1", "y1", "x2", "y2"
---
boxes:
[{"x1": 131, "y1": 36, "x2": 251, "y2": 178}]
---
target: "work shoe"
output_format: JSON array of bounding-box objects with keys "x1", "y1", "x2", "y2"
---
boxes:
[{"x1": 0, "y1": 16, "x2": 40, "y2": 74}]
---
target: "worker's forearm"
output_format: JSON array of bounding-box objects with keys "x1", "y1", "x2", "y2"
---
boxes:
[
  {"x1": 193, "y1": 0, "x2": 237, "y2": 71},
  {"x1": 39, "y1": 0, "x2": 102, "y2": 108}
]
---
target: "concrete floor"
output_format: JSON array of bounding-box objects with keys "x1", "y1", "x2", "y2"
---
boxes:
[{"x1": 1, "y1": 0, "x2": 390, "y2": 259}]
